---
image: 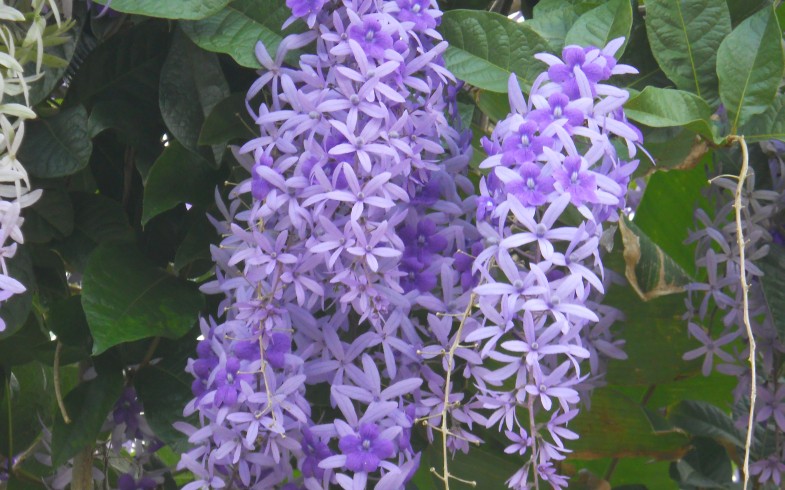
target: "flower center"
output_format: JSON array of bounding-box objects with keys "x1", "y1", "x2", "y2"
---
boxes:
[
  {"x1": 520, "y1": 134, "x2": 530, "y2": 146},
  {"x1": 570, "y1": 171, "x2": 579, "y2": 184},
  {"x1": 553, "y1": 106, "x2": 563, "y2": 118},
  {"x1": 535, "y1": 223, "x2": 547, "y2": 237},
  {"x1": 412, "y1": 3, "x2": 421, "y2": 12},
  {"x1": 362, "y1": 439, "x2": 371, "y2": 449},
  {"x1": 350, "y1": 94, "x2": 360, "y2": 106},
  {"x1": 531, "y1": 342, "x2": 539, "y2": 350},
  {"x1": 365, "y1": 30, "x2": 375, "y2": 42},
  {"x1": 526, "y1": 177, "x2": 536, "y2": 190}
]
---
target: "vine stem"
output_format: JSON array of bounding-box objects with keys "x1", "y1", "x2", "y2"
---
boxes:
[
  {"x1": 729, "y1": 135, "x2": 755, "y2": 490},
  {"x1": 429, "y1": 293, "x2": 477, "y2": 490},
  {"x1": 54, "y1": 341, "x2": 71, "y2": 424}
]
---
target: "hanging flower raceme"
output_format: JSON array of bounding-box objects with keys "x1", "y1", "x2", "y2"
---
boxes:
[
  {"x1": 683, "y1": 139, "x2": 785, "y2": 487},
  {"x1": 453, "y1": 39, "x2": 641, "y2": 488},
  {"x1": 0, "y1": 1, "x2": 55, "y2": 331},
  {"x1": 178, "y1": 0, "x2": 472, "y2": 487}
]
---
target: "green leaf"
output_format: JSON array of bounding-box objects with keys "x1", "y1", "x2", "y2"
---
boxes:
[
  {"x1": 160, "y1": 30, "x2": 230, "y2": 158},
  {"x1": 644, "y1": 0, "x2": 731, "y2": 106},
  {"x1": 93, "y1": 0, "x2": 230, "y2": 19},
  {"x1": 564, "y1": 0, "x2": 632, "y2": 56},
  {"x1": 526, "y1": 5, "x2": 579, "y2": 53},
  {"x1": 0, "y1": 248, "x2": 34, "y2": 339},
  {"x1": 475, "y1": 90, "x2": 510, "y2": 123},
  {"x1": 65, "y1": 22, "x2": 169, "y2": 109},
  {"x1": 716, "y1": 6, "x2": 785, "y2": 132},
  {"x1": 135, "y1": 338, "x2": 197, "y2": 450},
  {"x1": 88, "y1": 97, "x2": 166, "y2": 151},
  {"x1": 570, "y1": 387, "x2": 689, "y2": 459},
  {"x1": 624, "y1": 87, "x2": 721, "y2": 143},
  {"x1": 23, "y1": 186, "x2": 74, "y2": 243},
  {"x1": 174, "y1": 210, "x2": 219, "y2": 275},
  {"x1": 726, "y1": 0, "x2": 771, "y2": 26},
  {"x1": 635, "y1": 126, "x2": 710, "y2": 178},
  {"x1": 51, "y1": 365, "x2": 123, "y2": 467},
  {"x1": 604, "y1": 290, "x2": 697, "y2": 387},
  {"x1": 181, "y1": 0, "x2": 306, "y2": 69},
  {"x1": 71, "y1": 192, "x2": 134, "y2": 245},
  {"x1": 741, "y1": 92, "x2": 785, "y2": 143},
  {"x1": 0, "y1": 363, "x2": 55, "y2": 455},
  {"x1": 81, "y1": 242, "x2": 205, "y2": 355},
  {"x1": 439, "y1": 10, "x2": 550, "y2": 93},
  {"x1": 670, "y1": 437, "x2": 733, "y2": 488},
  {"x1": 667, "y1": 400, "x2": 744, "y2": 448},
  {"x1": 633, "y1": 163, "x2": 709, "y2": 275},
  {"x1": 17, "y1": 105, "x2": 92, "y2": 178},
  {"x1": 48, "y1": 296, "x2": 91, "y2": 349},
  {"x1": 618, "y1": 217, "x2": 692, "y2": 301},
  {"x1": 142, "y1": 141, "x2": 223, "y2": 225},
  {"x1": 198, "y1": 92, "x2": 256, "y2": 146},
  {"x1": 760, "y1": 243, "x2": 785, "y2": 342}
]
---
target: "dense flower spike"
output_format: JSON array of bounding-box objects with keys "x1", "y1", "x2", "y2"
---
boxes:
[
  {"x1": 684, "y1": 140, "x2": 785, "y2": 486},
  {"x1": 179, "y1": 0, "x2": 472, "y2": 488},
  {"x1": 453, "y1": 39, "x2": 640, "y2": 488},
  {"x1": 0, "y1": 1, "x2": 55, "y2": 331}
]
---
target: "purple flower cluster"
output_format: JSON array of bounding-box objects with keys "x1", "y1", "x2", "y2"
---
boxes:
[
  {"x1": 458, "y1": 40, "x2": 641, "y2": 487},
  {"x1": 177, "y1": 0, "x2": 474, "y2": 487},
  {"x1": 684, "y1": 139, "x2": 785, "y2": 486}
]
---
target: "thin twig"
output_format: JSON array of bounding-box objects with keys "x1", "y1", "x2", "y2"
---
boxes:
[
  {"x1": 729, "y1": 135, "x2": 756, "y2": 490},
  {"x1": 138, "y1": 336, "x2": 161, "y2": 371},
  {"x1": 54, "y1": 341, "x2": 71, "y2": 424},
  {"x1": 430, "y1": 293, "x2": 478, "y2": 489}
]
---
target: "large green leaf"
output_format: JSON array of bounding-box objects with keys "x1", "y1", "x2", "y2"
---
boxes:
[
  {"x1": 23, "y1": 186, "x2": 74, "y2": 243},
  {"x1": 741, "y1": 92, "x2": 785, "y2": 143},
  {"x1": 174, "y1": 210, "x2": 219, "y2": 276},
  {"x1": 0, "y1": 363, "x2": 55, "y2": 455},
  {"x1": 670, "y1": 437, "x2": 733, "y2": 488},
  {"x1": 48, "y1": 296, "x2": 91, "y2": 349},
  {"x1": 618, "y1": 217, "x2": 692, "y2": 301},
  {"x1": 17, "y1": 105, "x2": 92, "y2": 178},
  {"x1": 93, "y1": 0, "x2": 230, "y2": 19},
  {"x1": 135, "y1": 338, "x2": 197, "y2": 450},
  {"x1": 644, "y1": 0, "x2": 731, "y2": 106},
  {"x1": 198, "y1": 92, "x2": 256, "y2": 146},
  {"x1": 142, "y1": 141, "x2": 223, "y2": 225},
  {"x1": 570, "y1": 388, "x2": 689, "y2": 459},
  {"x1": 81, "y1": 242, "x2": 205, "y2": 355},
  {"x1": 526, "y1": 4, "x2": 579, "y2": 53},
  {"x1": 65, "y1": 22, "x2": 169, "y2": 109},
  {"x1": 71, "y1": 192, "x2": 134, "y2": 245},
  {"x1": 760, "y1": 243, "x2": 785, "y2": 342},
  {"x1": 160, "y1": 30, "x2": 230, "y2": 158},
  {"x1": 563, "y1": 0, "x2": 632, "y2": 56},
  {"x1": 51, "y1": 364, "x2": 123, "y2": 467},
  {"x1": 439, "y1": 10, "x2": 550, "y2": 93},
  {"x1": 633, "y1": 164, "x2": 709, "y2": 275},
  {"x1": 716, "y1": 6, "x2": 785, "y2": 132},
  {"x1": 624, "y1": 87, "x2": 721, "y2": 144},
  {"x1": 181, "y1": 0, "x2": 304, "y2": 69},
  {"x1": 666, "y1": 400, "x2": 744, "y2": 448},
  {"x1": 635, "y1": 126, "x2": 710, "y2": 177}
]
